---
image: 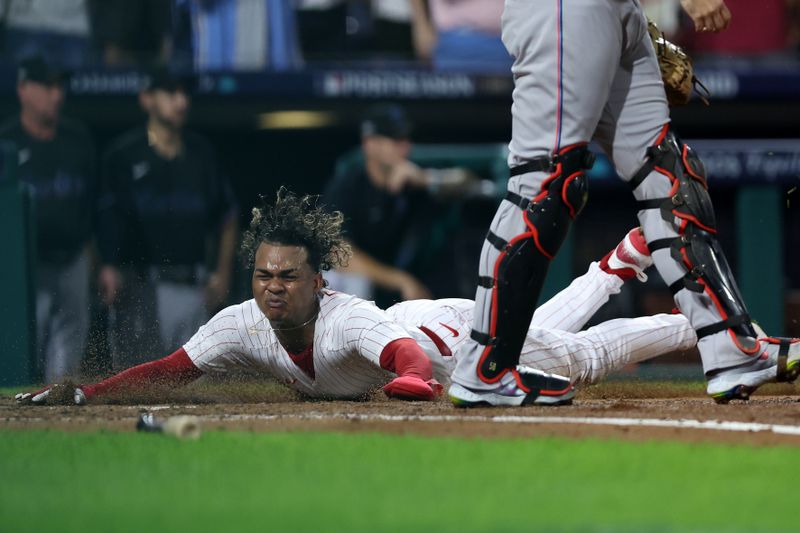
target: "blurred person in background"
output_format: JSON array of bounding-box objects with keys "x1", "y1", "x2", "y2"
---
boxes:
[
  {"x1": 409, "y1": 0, "x2": 511, "y2": 72},
  {"x1": 1, "y1": 0, "x2": 91, "y2": 68},
  {"x1": 323, "y1": 104, "x2": 483, "y2": 307},
  {"x1": 0, "y1": 56, "x2": 97, "y2": 381},
  {"x1": 88, "y1": 0, "x2": 172, "y2": 66},
  {"x1": 97, "y1": 67, "x2": 238, "y2": 369},
  {"x1": 180, "y1": 0, "x2": 302, "y2": 71}
]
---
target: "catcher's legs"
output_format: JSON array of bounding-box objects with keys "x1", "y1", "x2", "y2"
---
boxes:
[
  {"x1": 624, "y1": 129, "x2": 800, "y2": 401},
  {"x1": 449, "y1": 0, "x2": 642, "y2": 406},
  {"x1": 449, "y1": 145, "x2": 593, "y2": 400},
  {"x1": 590, "y1": 11, "x2": 800, "y2": 402}
]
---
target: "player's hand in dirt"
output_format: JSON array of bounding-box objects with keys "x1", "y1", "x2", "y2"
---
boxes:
[
  {"x1": 15, "y1": 384, "x2": 87, "y2": 405},
  {"x1": 383, "y1": 376, "x2": 443, "y2": 401}
]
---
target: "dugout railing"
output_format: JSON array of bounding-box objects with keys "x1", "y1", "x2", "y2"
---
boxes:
[{"x1": 0, "y1": 140, "x2": 36, "y2": 387}]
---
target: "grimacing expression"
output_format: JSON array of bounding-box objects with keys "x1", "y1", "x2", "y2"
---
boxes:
[{"x1": 252, "y1": 242, "x2": 323, "y2": 327}]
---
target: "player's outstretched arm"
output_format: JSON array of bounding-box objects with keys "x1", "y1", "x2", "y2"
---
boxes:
[
  {"x1": 15, "y1": 384, "x2": 86, "y2": 405},
  {"x1": 15, "y1": 348, "x2": 204, "y2": 405}
]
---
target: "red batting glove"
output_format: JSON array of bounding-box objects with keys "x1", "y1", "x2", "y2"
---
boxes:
[{"x1": 383, "y1": 376, "x2": 443, "y2": 401}]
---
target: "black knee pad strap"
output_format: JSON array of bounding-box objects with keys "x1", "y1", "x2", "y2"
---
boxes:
[
  {"x1": 486, "y1": 230, "x2": 508, "y2": 251},
  {"x1": 695, "y1": 314, "x2": 752, "y2": 339}
]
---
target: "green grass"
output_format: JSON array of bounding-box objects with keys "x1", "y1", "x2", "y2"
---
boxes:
[
  {"x1": 0, "y1": 385, "x2": 30, "y2": 397},
  {"x1": 0, "y1": 430, "x2": 795, "y2": 533}
]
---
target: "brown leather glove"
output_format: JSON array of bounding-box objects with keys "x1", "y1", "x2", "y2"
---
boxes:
[{"x1": 648, "y1": 18, "x2": 709, "y2": 106}]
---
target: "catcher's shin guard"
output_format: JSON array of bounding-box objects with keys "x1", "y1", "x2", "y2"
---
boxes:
[
  {"x1": 474, "y1": 144, "x2": 594, "y2": 382},
  {"x1": 630, "y1": 127, "x2": 762, "y2": 370}
]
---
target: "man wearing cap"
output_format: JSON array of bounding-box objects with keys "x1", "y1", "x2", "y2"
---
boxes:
[
  {"x1": 97, "y1": 68, "x2": 238, "y2": 368},
  {"x1": 323, "y1": 104, "x2": 479, "y2": 307},
  {"x1": 0, "y1": 56, "x2": 97, "y2": 381}
]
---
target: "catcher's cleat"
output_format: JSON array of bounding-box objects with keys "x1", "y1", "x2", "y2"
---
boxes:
[
  {"x1": 449, "y1": 366, "x2": 574, "y2": 407},
  {"x1": 599, "y1": 228, "x2": 653, "y2": 282},
  {"x1": 707, "y1": 336, "x2": 800, "y2": 404}
]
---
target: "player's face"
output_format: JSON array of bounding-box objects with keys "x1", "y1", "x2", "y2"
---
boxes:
[
  {"x1": 142, "y1": 88, "x2": 189, "y2": 129},
  {"x1": 17, "y1": 81, "x2": 63, "y2": 124},
  {"x1": 252, "y1": 242, "x2": 323, "y2": 327},
  {"x1": 363, "y1": 135, "x2": 412, "y2": 168}
]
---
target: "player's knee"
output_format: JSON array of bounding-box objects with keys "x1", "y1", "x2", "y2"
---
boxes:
[
  {"x1": 629, "y1": 128, "x2": 716, "y2": 233},
  {"x1": 516, "y1": 145, "x2": 593, "y2": 257}
]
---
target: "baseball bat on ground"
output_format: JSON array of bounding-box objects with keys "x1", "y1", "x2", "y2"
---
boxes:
[{"x1": 136, "y1": 412, "x2": 202, "y2": 439}]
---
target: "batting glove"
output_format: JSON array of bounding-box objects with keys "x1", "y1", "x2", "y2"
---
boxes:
[
  {"x1": 15, "y1": 384, "x2": 86, "y2": 405},
  {"x1": 383, "y1": 376, "x2": 443, "y2": 401}
]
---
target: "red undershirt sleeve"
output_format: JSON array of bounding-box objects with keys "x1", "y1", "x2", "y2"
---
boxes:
[
  {"x1": 379, "y1": 338, "x2": 433, "y2": 380},
  {"x1": 81, "y1": 348, "x2": 204, "y2": 399}
]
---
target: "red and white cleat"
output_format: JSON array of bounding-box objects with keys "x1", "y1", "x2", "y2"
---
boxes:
[{"x1": 599, "y1": 228, "x2": 653, "y2": 282}]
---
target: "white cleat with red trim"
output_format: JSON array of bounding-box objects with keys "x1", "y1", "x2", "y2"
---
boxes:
[{"x1": 599, "y1": 227, "x2": 653, "y2": 282}]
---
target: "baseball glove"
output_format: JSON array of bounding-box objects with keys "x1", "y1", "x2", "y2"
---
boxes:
[{"x1": 647, "y1": 19, "x2": 710, "y2": 106}]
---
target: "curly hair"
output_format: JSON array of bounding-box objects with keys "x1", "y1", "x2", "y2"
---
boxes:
[{"x1": 240, "y1": 187, "x2": 352, "y2": 272}]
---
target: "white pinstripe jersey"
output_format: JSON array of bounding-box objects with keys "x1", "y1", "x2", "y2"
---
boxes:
[
  {"x1": 388, "y1": 297, "x2": 585, "y2": 382},
  {"x1": 385, "y1": 298, "x2": 473, "y2": 382},
  {"x1": 385, "y1": 264, "x2": 693, "y2": 385},
  {"x1": 185, "y1": 264, "x2": 685, "y2": 395},
  {"x1": 183, "y1": 290, "x2": 413, "y2": 399}
]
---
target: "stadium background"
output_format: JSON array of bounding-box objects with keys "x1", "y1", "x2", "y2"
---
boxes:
[
  {"x1": 2, "y1": 3, "x2": 800, "y2": 532},
  {"x1": 0, "y1": 0, "x2": 799, "y2": 384}
]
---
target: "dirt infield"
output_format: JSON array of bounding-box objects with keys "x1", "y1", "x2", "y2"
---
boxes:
[{"x1": 4, "y1": 380, "x2": 800, "y2": 446}]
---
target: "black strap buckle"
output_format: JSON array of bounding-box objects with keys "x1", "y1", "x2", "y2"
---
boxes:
[
  {"x1": 486, "y1": 230, "x2": 508, "y2": 252},
  {"x1": 509, "y1": 147, "x2": 595, "y2": 178},
  {"x1": 504, "y1": 190, "x2": 530, "y2": 211},
  {"x1": 477, "y1": 276, "x2": 494, "y2": 289},
  {"x1": 509, "y1": 156, "x2": 552, "y2": 177},
  {"x1": 470, "y1": 329, "x2": 497, "y2": 346}
]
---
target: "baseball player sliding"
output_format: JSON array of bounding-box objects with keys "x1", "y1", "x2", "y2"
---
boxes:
[{"x1": 18, "y1": 189, "x2": 694, "y2": 406}]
